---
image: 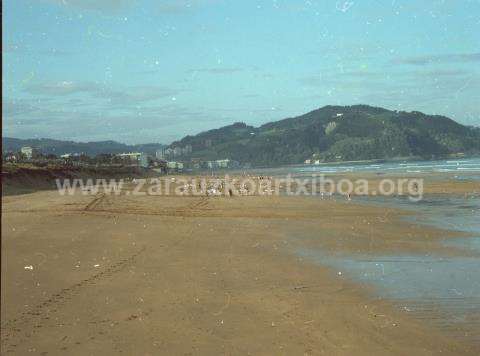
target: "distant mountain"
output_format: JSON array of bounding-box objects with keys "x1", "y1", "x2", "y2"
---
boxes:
[
  {"x1": 170, "y1": 105, "x2": 480, "y2": 166},
  {"x1": 4, "y1": 105, "x2": 479, "y2": 166},
  {"x1": 2, "y1": 137, "x2": 165, "y2": 156}
]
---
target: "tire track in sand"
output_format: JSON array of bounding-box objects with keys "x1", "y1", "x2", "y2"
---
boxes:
[
  {"x1": 0, "y1": 247, "x2": 146, "y2": 353},
  {"x1": 83, "y1": 192, "x2": 106, "y2": 211}
]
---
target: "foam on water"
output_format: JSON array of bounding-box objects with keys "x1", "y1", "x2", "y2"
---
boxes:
[
  {"x1": 243, "y1": 157, "x2": 480, "y2": 178},
  {"x1": 295, "y1": 157, "x2": 480, "y2": 176}
]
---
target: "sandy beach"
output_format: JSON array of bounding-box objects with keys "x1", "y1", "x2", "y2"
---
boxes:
[
  {"x1": 2, "y1": 175, "x2": 479, "y2": 355},
  {"x1": 4, "y1": 0, "x2": 480, "y2": 352}
]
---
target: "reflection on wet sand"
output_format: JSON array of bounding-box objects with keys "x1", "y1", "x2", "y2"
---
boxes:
[{"x1": 296, "y1": 194, "x2": 480, "y2": 346}]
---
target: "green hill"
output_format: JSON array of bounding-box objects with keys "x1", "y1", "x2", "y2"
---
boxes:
[
  {"x1": 4, "y1": 105, "x2": 478, "y2": 166},
  {"x1": 2, "y1": 137, "x2": 165, "y2": 156},
  {"x1": 171, "y1": 105, "x2": 480, "y2": 167}
]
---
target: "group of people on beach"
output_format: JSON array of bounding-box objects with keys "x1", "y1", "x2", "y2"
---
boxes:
[{"x1": 170, "y1": 175, "x2": 275, "y2": 196}]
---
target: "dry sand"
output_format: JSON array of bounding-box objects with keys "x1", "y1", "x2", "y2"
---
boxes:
[{"x1": 1, "y1": 178, "x2": 479, "y2": 355}]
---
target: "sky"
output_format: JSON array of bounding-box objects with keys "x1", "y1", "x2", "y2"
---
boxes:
[{"x1": 3, "y1": 0, "x2": 480, "y2": 144}]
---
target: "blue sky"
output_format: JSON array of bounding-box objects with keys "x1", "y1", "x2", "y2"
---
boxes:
[{"x1": 3, "y1": 0, "x2": 480, "y2": 144}]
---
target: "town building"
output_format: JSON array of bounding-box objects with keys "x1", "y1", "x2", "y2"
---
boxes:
[
  {"x1": 139, "y1": 153, "x2": 149, "y2": 168},
  {"x1": 3, "y1": 152, "x2": 20, "y2": 162},
  {"x1": 173, "y1": 147, "x2": 183, "y2": 157},
  {"x1": 156, "y1": 149, "x2": 166, "y2": 160},
  {"x1": 20, "y1": 146, "x2": 39, "y2": 159},
  {"x1": 167, "y1": 161, "x2": 184, "y2": 172},
  {"x1": 206, "y1": 159, "x2": 239, "y2": 169},
  {"x1": 118, "y1": 152, "x2": 142, "y2": 161},
  {"x1": 117, "y1": 152, "x2": 151, "y2": 167}
]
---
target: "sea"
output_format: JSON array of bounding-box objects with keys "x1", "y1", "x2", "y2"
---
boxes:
[
  {"x1": 239, "y1": 157, "x2": 480, "y2": 179},
  {"x1": 281, "y1": 157, "x2": 480, "y2": 344},
  {"x1": 295, "y1": 157, "x2": 480, "y2": 176}
]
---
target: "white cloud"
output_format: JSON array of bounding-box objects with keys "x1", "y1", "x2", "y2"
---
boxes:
[
  {"x1": 44, "y1": 0, "x2": 135, "y2": 13},
  {"x1": 24, "y1": 81, "x2": 101, "y2": 96}
]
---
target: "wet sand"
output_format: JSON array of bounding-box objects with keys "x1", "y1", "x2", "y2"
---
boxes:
[{"x1": 1, "y1": 179, "x2": 479, "y2": 355}]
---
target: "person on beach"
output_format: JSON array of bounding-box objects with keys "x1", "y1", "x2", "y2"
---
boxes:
[{"x1": 412, "y1": 182, "x2": 419, "y2": 193}]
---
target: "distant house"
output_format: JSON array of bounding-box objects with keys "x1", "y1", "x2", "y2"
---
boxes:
[
  {"x1": 216, "y1": 159, "x2": 239, "y2": 169},
  {"x1": 167, "y1": 161, "x2": 184, "y2": 172},
  {"x1": 173, "y1": 147, "x2": 182, "y2": 157},
  {"x1": 4, "y1": 151, "x2": 19, "y2": 162},
  {"x1": 139, "y1": 153, "x2": 149, "y2": 168},
  {"x1": 118, "y1": 152, "x2": 142, "y2": 161},
  {"x1": 156, "y1": 149, "x2": 166, "y2": 160},
  {"x1": 20, "y1": 146, "x2": 39, "y2": 159},
  {"x1": 167, "y1": 145, "x2": 193, "y2": 158},
  {"x1": 206, "y1": 159, "x2": 239, "y2": 169},
  {"x1": 117, "y1": 152, "x2": 151, "y2": 167},
  {"x1": 156, "y1": 147, "x2": 174, "y2": 160}
]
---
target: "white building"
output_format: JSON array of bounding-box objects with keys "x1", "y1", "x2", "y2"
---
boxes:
[
  {"x1": 21, "y1": 146, "x2": 37, "y2": 159},
  {"x1": 207, "y1": 159, "x2": 239, "y2": 169},
  {"x1": 156, "y1": 149, "x2": 165, "y2": 160},
  {"x1": 216, "y1": 159, "x2": 232, "y2": 168},
  {"x1": 118, "y1": 152, "x2": 150, "y2": 167},
  {"x1": 167, "y1": 161, "x2": 184, "y2": 171},
  {"x1": 139, "y1": 153, "x2": 150, "y2": 168},
  {"x1": 118, "y1": 152, "x2": 142, "y2": 161}
]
